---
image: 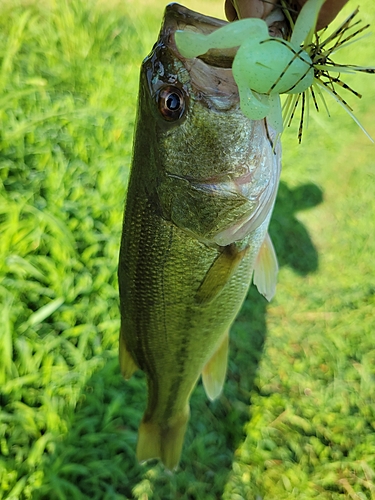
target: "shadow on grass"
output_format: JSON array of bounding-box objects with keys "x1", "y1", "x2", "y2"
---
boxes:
[{"x1": 35, "y1": 181, "x2": 322, "y2": 500}]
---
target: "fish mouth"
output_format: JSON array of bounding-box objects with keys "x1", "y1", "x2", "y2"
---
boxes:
[
  {"x1": 162, "y1": 3, "x2": 288, "y2": 67},
  {"x1": 162, "y1": 3, "x2": 234, "y2": 68},
  {"x1": 156, "y1": 4, "x2": 288, "y2": 111},
  {"x1": 156, "y1": 3, "x2": 239, "y2": 109}
]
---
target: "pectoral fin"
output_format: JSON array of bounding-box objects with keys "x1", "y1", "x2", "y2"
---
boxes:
[
  {"x1": 253, "y1": 232, "x2": 278, "y2": 301},
  {"x1": 119, "y1": 326, "x2": 138, "y2": 380},
  {"x1": 202, "y1": 330, "x2": 229, "y2": 401},
  {"x1": 195, "y1": 244, "x2": 248, "y2": 304}
]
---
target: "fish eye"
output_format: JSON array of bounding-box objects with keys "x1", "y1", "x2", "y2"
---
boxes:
[{"x1": 157, "y1": 86, "x2": 185, "y2": 121}]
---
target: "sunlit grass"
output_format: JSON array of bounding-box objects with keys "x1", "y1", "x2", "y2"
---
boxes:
[
  {"x1": 0, "y1": 0, "x2": 148, "y2": 497},
  {"x1": 1, "y1": 0, "x2": 375, "y2": 499}
]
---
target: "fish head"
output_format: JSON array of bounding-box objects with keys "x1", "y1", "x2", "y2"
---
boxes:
[{"x1": 134, "y1": 3, "x2": 281, "y2": 247}]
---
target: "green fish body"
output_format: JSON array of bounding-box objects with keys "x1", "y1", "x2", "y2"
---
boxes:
[{"x1": 118, "y1": 4, "x2": 281, "y2": 470}]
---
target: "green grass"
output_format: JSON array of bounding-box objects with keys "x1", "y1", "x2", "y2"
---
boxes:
[{"x1": 1, "y1": 0, "x2": 375, "y2": 499}]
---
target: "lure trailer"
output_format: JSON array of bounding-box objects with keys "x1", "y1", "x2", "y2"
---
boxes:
[{"x1": 175, "y1": 0, "x2": 375, "y2": 142}]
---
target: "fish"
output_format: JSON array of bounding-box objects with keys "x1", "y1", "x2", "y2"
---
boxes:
[{"x1": 118, "y1": 3, "x2": 282, "y2": 470}]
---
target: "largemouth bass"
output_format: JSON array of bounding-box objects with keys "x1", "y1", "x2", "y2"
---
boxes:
[{"x1": 118, "y1": 3, "x2": 281, "y2": 470}]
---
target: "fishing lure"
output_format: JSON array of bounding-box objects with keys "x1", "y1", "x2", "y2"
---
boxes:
[{"x1": 175, "y1": 0, "x2": 375, "y2": 142}]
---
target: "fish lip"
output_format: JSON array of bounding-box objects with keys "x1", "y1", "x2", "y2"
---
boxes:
[
  {"x1": 162, "y1": 3, "x2": 288, "y2": 67},
  {"x1": 162, "y1": 3, "x2": 227, "y2": 39},
  {"x1": 162, "y1": 3, "x2": 236, "y2": 69}
]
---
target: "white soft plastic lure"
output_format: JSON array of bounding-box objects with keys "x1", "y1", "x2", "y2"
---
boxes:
[{"x1": 175, "y1": 0, "x2": 375, "y2": 141}]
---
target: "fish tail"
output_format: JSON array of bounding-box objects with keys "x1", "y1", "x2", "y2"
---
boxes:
[{"x1": 136, "y1": 407, "x2": 190, "y2": 470}]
